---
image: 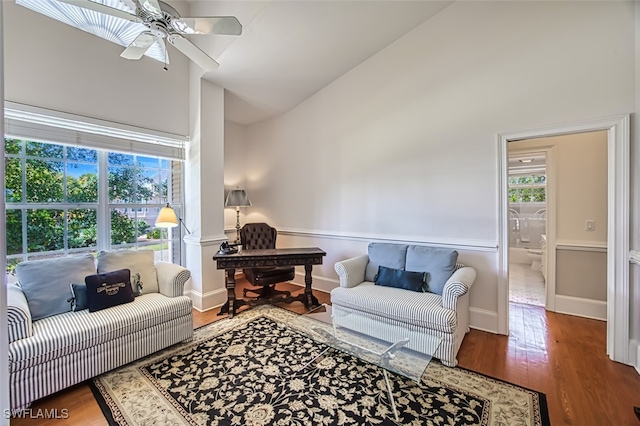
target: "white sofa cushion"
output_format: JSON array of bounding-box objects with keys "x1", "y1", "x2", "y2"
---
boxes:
[
  {"x1": 97, "y1": 250, "x2": 159, "y2": 294},
  {"x1": 8, "y1": 293, "x2": 192, "y2": 373},
  {"x1": 331, "y1": 281, "x2": 457, "y2": 333}
]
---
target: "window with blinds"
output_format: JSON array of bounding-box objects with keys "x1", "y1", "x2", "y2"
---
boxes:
[{"x1": 3, "y1": 103, "x2": 187, "y2": 277}]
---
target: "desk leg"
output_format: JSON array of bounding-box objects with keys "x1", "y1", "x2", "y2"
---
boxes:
[
  {"x1": 218, "y1": 268, "x2": 240, "y2": 317},
  {"x1": 304, "y1": 264, "x2": 320, "y2": 308}
]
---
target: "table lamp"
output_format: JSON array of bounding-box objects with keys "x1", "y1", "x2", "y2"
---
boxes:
[{"x1": 225, "y1": 189, "x2": 252, "y2": 243}]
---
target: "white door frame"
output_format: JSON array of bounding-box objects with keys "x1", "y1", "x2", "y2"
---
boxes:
[{"x1": 497, "y1": 114, "x2": 630, "y2": 364}]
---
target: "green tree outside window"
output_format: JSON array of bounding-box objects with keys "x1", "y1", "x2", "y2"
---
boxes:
[{"x1": 4, "y1": 138, "x2": 175, "y2": 272}]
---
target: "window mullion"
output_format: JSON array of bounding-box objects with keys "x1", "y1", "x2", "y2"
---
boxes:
[
  {"x1": 133, "y1": 159, "x2": 139, "y2": 248},
  {"x1": 63, "y1": 146, "x2": 68, "y2": 255},
  {"x1": 97, "y1": 151, "x2": 110, "y2": 252},
  {"x1": 20, "y1": 142, "x2": 27, "y2": 261},
  {"x1": 21, "y1": 209, "x2": 27, "y2": 262}
]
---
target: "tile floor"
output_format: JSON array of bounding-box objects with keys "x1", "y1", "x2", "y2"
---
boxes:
[{"x1": 509, "y1": 262, "x2": 545, "y2": 306}]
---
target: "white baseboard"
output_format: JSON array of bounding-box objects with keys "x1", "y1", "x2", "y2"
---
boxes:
[
  {"x1": 555, "y1": 295, "x2": 606, "y2": 321},
  {"x1": 629, "y1": 339, "x2": 640, "y2": 375},
  {"x1": 469, "y1": 307, "x2": 499, "y2": 334},
  {"x1": 186, "y1": 288, "x2": 227, "y2": 312},
  {"x1": 290, "y1": 271, "x2": 337, "y2": 294}
]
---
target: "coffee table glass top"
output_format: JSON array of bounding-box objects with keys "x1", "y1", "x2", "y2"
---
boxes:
[{"x1": 290, "y1": 304, "x2": 442, "y2": 382}]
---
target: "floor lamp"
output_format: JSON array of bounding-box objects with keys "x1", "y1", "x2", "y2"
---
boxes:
[
  {"x1": 155, "y1": 203, "x2": 190, "y2": 262},
  {"x1": 225, "y1": 189, "x2": 252, "y2": 243}
]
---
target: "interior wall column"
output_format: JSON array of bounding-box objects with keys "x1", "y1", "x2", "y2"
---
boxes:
[{"x1": 184, "y1": 64, "x2": 227, "y2": 311}]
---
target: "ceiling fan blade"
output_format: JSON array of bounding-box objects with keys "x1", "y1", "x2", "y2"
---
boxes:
[
  {"x1": 168, "y1": 34, "x2": 219, "y2": 72},
  {"x1": 176, "y1": 17, "x2": 242, "y2": 36},
  {"x1": 57, "y1": 0, "x2": 141, "y2": 23},
  {"x1": 139, "y1": 0, "x2": 163, "y2": 18},
  {"x1": 120, "y1": 31, "x2": 157, "y2": 60}
]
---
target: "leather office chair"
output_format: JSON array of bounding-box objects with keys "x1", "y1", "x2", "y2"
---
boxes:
[{"x1": 240, "y1": 223, "x2": 294, "y2": 299}]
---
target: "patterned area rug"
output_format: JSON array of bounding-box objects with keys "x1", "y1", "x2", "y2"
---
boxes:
[{"x1": 90, "y1": 305, "x2": 550, "y2": 425}]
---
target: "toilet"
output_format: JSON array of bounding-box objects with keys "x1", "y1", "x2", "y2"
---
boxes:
[{"x1": 526, "y1": 249, "x2": 543, "y2": 271}]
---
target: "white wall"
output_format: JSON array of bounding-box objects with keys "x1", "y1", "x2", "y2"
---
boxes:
[
  {"x1": 224, "y1": 119, "x2": 249, "y2": 237},
  {"x1": 240, "y1": 1, "x2": 636, "y2": 332},
  {"x1": 3, "y1": 1, "x2": 190, "y2": 136},
  {"x1": 554, "y1": 133, "x2": 608, "y2": 243}
]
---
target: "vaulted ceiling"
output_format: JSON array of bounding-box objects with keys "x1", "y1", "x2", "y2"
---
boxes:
[
  {"x1": 179, "y1": 1, "x2": 453, "y2": 124},
  {"x1": 7, "y1": 0, "x2": 453, "y2": 126}
]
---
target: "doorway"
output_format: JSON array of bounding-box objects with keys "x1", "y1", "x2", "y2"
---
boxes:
[
  {"x1": 497, "y1": 115, "x2": 630, "y2": 364},
  {"x1": 507, "y1": 150, "x2": 547, "y2": 308}
]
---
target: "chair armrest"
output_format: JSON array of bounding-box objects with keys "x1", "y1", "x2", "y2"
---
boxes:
[
  {"x1": 442, "y1": 266, "x2": 477, "y2": 310},
  {"x1": 7, "y1": 285, "x2": 33, "y2": 343},
  {"x1": 334, "y1": 254, "x2": 369, "y2": 288},
  {"x1": 155, "y1": 262, "x2": 191, "y2": 297}
]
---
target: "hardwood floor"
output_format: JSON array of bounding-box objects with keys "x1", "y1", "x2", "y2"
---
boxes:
[
  {"x1": 458, "y1": 302, "x2": 640, "y2": 426},
  {"x1": 11, "y1": 282, "x2": 640, "y2": 425}
]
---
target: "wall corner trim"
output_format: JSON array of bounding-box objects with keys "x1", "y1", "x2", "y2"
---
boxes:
[{"x1": 186, "y1": 288, "x2": 227, "y2": 312}]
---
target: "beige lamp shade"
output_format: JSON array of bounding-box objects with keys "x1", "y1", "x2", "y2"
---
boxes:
[{"x1": 155, "y1": 204, "x2": 179, "y2": 228}]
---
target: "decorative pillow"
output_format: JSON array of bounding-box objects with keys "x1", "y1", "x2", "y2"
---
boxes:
[
  {"x1": 15, "y1": 253, "x2": 97, "y2": 320},
  {"x1": 405, "y1": 246, "x2": 459, "y2": 295},
  {"x1": 131, "y1": 272, "x2": 143, "y2": 296},
  {"x1": 85, "y1": 269, "x2": 135, "y2": 312},
  {"x1": 374, "y1": 266, "x2": 426, "y2": 292},
  {"x1": 97, "y1": 250, "x2": 158, "y2": 294},
  {"x1": 67, "y1": 283, "x2": 88, "y2": 311},
  {"x1": 364, "y1": 243, "x2": 409, "y2": 282}
]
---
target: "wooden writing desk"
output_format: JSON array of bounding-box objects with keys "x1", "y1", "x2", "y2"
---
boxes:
[{"x1": 213, "y1": 247, "x2": 326, "y2": 317}]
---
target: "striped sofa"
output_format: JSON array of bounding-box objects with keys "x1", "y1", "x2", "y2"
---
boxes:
[
  {"x1": 331, "y1": 243, "x2": 476, "y2": 367},
  {"x1": 7, "y1": 254, "x2": 193, "y2": 410}
]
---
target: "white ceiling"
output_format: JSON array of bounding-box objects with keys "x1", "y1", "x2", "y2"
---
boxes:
[{"x1": 175, "y1": 0, "x2": 453, "y2": 124}]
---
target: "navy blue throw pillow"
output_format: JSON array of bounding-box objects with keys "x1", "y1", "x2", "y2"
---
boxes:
[
  {"x1": 67, "y1": 283, "x2": 88, "y2": 311},
  {"x1": 85, "y1": 269, "x2": 135, "y2": 312},
  {"x1": 374, "y1": 266, "x2": 426, "y2": 292}
]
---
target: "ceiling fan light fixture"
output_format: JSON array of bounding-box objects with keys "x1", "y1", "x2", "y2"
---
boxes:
[{"x1": 17, "y1": 0, "x2": 240, "y2": 71}]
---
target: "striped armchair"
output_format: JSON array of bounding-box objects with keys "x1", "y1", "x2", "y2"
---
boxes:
[
  {"x1": 331, "y1": 243, "x2": 476, "y2": 367},
  {"x1": 7, "y1": 254, "x2": 193, "y2": 410}
]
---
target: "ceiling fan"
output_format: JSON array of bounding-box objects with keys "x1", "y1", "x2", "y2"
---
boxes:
[{"x1": 20, "y1": 0, "x2": 242, "y2": 71}]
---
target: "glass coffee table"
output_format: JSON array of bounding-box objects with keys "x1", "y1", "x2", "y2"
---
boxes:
[{"x1": 289, "y1": 304, "x2": 442, "y2": 421}]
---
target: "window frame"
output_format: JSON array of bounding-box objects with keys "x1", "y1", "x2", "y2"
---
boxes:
[
  {"x1": 5, "y1": 139, "x2": 184, "y2": 272},
  {"x1": 508, "y1": 174, "x2": 547, "y2": 203}
]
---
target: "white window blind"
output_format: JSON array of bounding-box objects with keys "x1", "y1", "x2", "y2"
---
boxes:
[{"x1": 4, "y1": 101, "x2": 188, "y2": 160}]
